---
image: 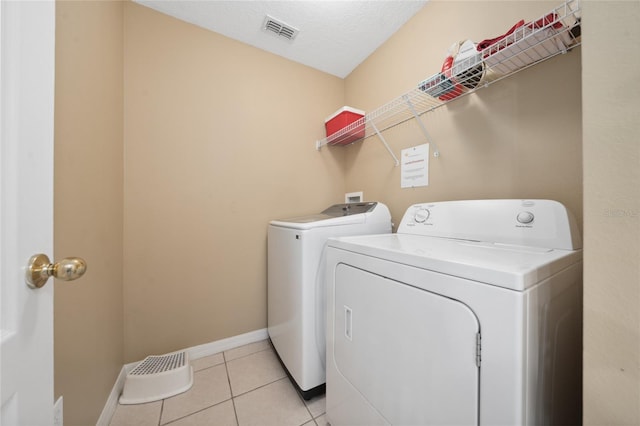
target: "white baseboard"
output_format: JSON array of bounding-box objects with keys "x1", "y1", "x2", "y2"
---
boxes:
[
  {"x1": 186, "y1": 328, "x2": 268, "y2": 360},
  {"x1": 96, "y1": 364, "x2": 129, "y2": 426},
  {"x1": 96, "y1": 328, "x2": 268, "y2": 425}
]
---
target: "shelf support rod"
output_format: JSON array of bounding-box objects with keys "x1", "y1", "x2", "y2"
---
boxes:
[
  {"x1": 405, "y1": 97, "x2": 440, "y2": 158},
  {"x1": 370, "y1": 121, "x2": 400, "y2": 167}
]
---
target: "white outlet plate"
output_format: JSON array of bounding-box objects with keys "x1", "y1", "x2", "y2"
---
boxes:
[{"x1": 345, "y1": 191, "x2": 363, "y2": 203}]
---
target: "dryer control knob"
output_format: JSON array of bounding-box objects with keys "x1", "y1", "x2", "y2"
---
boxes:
[
  {"x1": 517, "y1": 211, "x2": 535, "y2": 224},
  {"x1": 414, "y1": 208, "x2": 430, "y2": 223}
]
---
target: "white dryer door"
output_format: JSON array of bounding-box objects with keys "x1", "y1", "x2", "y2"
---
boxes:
[{"x1": 334, "y1": 264, "x2": 480, "y2": 425}]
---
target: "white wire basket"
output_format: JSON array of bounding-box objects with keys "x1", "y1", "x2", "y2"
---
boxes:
[{"x1": 315, "y1": 0, "x2": 581, "y2": 151}]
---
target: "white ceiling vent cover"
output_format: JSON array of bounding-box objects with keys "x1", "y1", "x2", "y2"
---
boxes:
[
  {"x1": 263, "y1": 15, "x2": 299, "y2": 41},
  {"x1": 119, "y1": 351, "x2": 193, "y2": 404}
]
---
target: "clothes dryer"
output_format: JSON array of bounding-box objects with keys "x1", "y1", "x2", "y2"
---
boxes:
[
  {"x1": 268, "y1": 202, "x2": 391, "y2": 399},
  {"x1": 325, "y1": 199, "x2": 582, "y2": 425}
]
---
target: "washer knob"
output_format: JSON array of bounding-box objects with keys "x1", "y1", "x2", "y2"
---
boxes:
[
  {"x1": 517, "y1": 211, "x2": 535, "y2": 224},
  {"x1": 414, "y1": 208, "x2": 430, "y2": 223}
]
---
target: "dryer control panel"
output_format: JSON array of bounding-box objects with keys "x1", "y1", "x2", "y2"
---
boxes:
[{"x1": 397, "y1": 199, "x2": 581, "y2": 250}]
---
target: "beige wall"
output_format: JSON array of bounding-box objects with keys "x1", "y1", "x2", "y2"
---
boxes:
[
  {"x1": 51, "y1": 0, "x2": 640, "y2": 424},
  {"x1": 582, "y1": 2, "x2": 640, "y2": 424},
  {"x1": 122, "y1": 3, "x2": 345, "y2": 362},
  {"x1": 343, "y1": 1, "x2": 582, "y2": 230},
  {"x1": 54, "y1": 1, "x2": 124, "y2": 425}
]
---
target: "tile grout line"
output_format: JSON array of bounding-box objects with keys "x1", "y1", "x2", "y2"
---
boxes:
[
  {"x1": 191, "y1": 345, "x2": 271, "y2": 377},
  {"x1": 160, "y1": 398, "x2": 235, "y2": 426},
  {"x1": 297, "y1": 390, "x2": 321, "y2": 426},
  {"x1": 158, "y1": 400, "x2": 164, "y2": 426},
  {"x1": 185, "y1": 344, "x2": 282, "y2": 424},
  {"x1": 225, "y1": 345, "x2": 288, "y2": 399},
  {"x1": 224, "y1": 346, "x2": 273, "y2": 364},
  {"x1": 159, "y1": 359, "x2": 238, "y2": 426},
  {"x1": 159, "y1": 362, "x2": 236, "y2": 425},
  {"x1": 223, "y1": 351, "x2": 241, "y2": 426},
  {"x1": 230, "y1": 374, "x2": 317, "y2": 426},
  {"x1": 191, "y1": 340, "x2": 272, "y2": 371},
  {"x1": 226, "y1": 343, "x2": 322, "y2": 424},
  {"x1": 230, "y1": 375, "x2": 290, "y2": 399}
]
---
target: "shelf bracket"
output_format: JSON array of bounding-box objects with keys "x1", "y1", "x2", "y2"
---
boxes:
[
  {"x1": 370, "y1": 121, "x2": 400, "y2": 167},
  {"x1": 404, "y1": 96, "x2": 440, "y2": 158}
]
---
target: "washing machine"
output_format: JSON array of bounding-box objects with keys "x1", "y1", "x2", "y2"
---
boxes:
[
  {"x1": 325, "y1": 199, "x2": 583, "y2": 425},
  {"x1": 268, "y1": 202, "x2": 392, "y2": 399}
]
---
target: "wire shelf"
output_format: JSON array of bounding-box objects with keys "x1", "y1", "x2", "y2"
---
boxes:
[{"x1": 316, "y1": 0, "x2": 581, "y2": 151}]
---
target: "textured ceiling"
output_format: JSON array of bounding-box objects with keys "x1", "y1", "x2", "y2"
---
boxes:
[{"x1": 133, "y1": 0, "x2": 428, "y2": 78}]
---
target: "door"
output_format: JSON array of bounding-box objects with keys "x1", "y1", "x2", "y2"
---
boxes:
[
  {"x1": 334, "y1": 264, "x2": 480, "y2": 425},
  {"x1": 1, "y1": 1, "x2": 56, "y2": 424}
]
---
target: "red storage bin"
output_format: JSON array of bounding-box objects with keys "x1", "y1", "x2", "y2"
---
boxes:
[{"x1": 324, "y1": 106, "x2": 365, "y2": 145}]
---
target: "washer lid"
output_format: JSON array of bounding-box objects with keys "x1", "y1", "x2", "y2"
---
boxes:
[
  {"x1": 326, "y1": 233, "x2": 582, "y2": 291},
  {"x1": 270, "y1": 202, "x2": 385, "y2": 230}
]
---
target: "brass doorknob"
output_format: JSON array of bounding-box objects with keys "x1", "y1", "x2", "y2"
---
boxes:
[{"x1": 26, "y1": 254, "x2": 87, "y2": 289}]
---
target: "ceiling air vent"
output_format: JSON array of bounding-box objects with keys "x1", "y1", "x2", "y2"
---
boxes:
[{"x1": 263, "y1": 15, "x2": 299, "y2": 41}]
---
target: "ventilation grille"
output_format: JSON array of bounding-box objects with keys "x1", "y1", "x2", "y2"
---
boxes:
[
  {"x1": 263, "y1": 15, "x2": 299, "y2": 41},
  {"x1": 130, "y1": 352, "x2": 186, "y2": 376},
  {"x1": 120, "y1": 350, "x2": 193, "y2": 405}
]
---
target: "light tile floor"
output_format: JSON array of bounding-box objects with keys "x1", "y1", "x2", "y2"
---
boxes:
[{"x1": 110, "y1": 340, "x2": 328, "y2": 426}]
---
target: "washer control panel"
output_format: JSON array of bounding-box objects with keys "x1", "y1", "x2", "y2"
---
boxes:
[{"x1": 397, "y1": 199, "x2": 581, "y2": 250}]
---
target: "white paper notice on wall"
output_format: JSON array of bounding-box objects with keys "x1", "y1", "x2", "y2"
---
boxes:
[{"x1": 401, "y1": 144, "x2": 429, "y2": 188}]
